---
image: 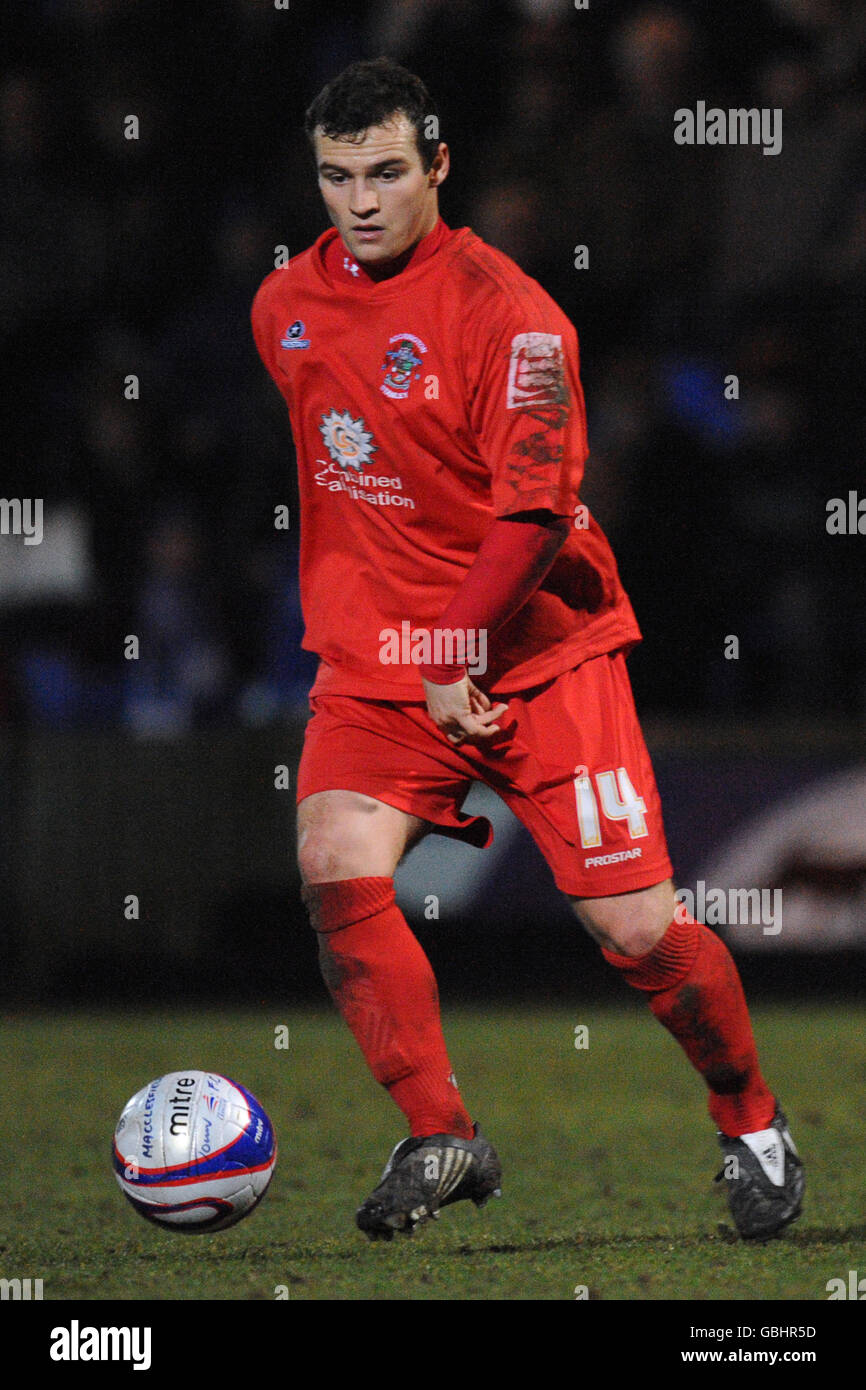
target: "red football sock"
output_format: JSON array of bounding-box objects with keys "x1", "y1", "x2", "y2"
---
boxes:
[
  {"x1": 301, "y1": 876, "x2": 474, "y2": 1140},
  {"x1": 602, "y1": 911, "x2": 776, "y2": 1136}
]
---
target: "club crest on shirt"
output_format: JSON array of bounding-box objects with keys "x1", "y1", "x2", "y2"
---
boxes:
[
  {"x1": 380, "y1": 332, "x2": 427, "y2": 399},
  {"x1": 319, "y1": 408, "x2": 377, "y2": 472},
  {"x1": 506, "y1": 332, "x2": 567, "y2": 409}
]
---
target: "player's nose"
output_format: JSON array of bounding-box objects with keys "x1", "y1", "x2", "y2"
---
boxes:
[{"x1": 349, "y1": 180, "x2": 380, "y2": 216}]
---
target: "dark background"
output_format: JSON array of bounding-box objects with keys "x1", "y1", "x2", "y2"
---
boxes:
[{"x1": 2, "y1": 0, "x2": 865, "y2": 1002}]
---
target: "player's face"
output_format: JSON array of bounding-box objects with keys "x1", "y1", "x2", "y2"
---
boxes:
[{"x1": 314, "y1": 115, "x2": 448, "y2": 274}]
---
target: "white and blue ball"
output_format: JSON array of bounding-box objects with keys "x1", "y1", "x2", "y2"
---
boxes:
[{"x1": 112, "y1": 1071, "x2": 277, "y2": 1232}]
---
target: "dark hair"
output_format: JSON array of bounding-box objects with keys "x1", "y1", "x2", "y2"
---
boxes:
[{"x1": 304, "y1": 57, "x2": 440, "y2": 171}]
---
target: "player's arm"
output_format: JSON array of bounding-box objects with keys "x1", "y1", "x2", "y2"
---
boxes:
[
  {"x1": 424, "y1": 295, "x2": 586, "y2": 744},
  {"x1": 420, "y1": 508, "x2": 571, "y2": 745},
  {"x1": 250, "y1": 275, "x2": 291, "y2": 403}
]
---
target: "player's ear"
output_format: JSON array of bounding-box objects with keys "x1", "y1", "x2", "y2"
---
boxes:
[{"x1": 428, "y1": 143, "x2": 449, "y2": 187}]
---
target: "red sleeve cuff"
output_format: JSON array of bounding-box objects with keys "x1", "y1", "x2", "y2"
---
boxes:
[{"x1": 419, "y1": 662, "x2": 469, "y2": 685}]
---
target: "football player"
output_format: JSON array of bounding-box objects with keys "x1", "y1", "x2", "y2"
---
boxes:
[{"x1": 252, "y1": 58, "x2": 803, "y2": 1242}]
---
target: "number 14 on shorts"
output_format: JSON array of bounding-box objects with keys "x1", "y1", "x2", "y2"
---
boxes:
[{"x1": 573, "y1": 767, "x2": 648, "y2": 848}]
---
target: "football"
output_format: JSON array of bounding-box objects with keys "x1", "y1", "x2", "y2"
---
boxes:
[{"x1": 112, "y1": 1071, "x2": 277, "y2": 1232}]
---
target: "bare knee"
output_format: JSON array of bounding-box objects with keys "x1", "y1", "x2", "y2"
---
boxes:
[
  {"x1": 297, "y1": 789, "x2": 427, "y2": 885},
  {"x1": 568, "y1": 878, "x2": 677, "y2": 956}
]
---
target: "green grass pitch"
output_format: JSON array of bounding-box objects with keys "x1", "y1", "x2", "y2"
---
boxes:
[{"x1": 4, "y1": 1006, "x2": 865, "y2": 1300}]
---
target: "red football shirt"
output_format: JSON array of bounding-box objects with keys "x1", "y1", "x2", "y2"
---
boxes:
[{"x1": 251, "y1": 218, "x2": 641, "y2": 698}]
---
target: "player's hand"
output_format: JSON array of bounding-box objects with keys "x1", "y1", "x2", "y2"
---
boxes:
[{"x1": 421, "y1": 673, "x2": 511, "y2": 745}]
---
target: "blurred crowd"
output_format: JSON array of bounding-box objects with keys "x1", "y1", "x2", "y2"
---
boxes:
[{"x1": 2, "y1": 0, "x2": 866, "y2": 730}]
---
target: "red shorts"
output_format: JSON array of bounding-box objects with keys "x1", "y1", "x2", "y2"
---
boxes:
[{"x1": 296, "y1": 649, "x2": 673, "y2": 897}]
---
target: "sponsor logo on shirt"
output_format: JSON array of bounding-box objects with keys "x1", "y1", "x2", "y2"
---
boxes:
[
  {"x1": 281, "y1": 319, "x2": 310, "y2": 350},
  {"x1": 319, "y1": 409, "x2": 377, "y2": 471},
  {"x1": 316, "y1": 409, "x2": 416, "y2": 509},
  {"x1": 506, "y1": 332, "x2": 567, "y2": 410},
  {"x1": 381, "y1": 332, "x2": 426, "y2": 399}
]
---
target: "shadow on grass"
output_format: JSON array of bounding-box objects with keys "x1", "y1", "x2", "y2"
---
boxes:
[
  {"x1": 140, "y1": 1221, "x2": 866, "y2": 1266},
  {"x1": 453, "y1": 1223, "x2": 866, "y2": 1255}
]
